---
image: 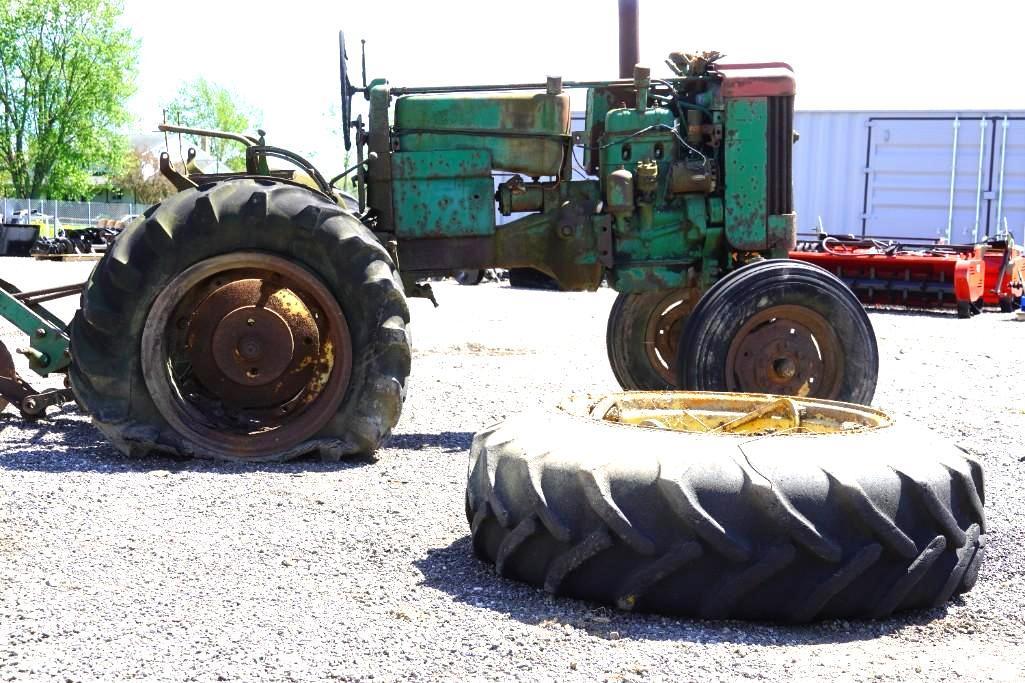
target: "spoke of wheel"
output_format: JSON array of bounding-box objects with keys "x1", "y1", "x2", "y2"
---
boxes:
[{"x1": 713, "y1": 397, "x2": 802, "y2": 434}]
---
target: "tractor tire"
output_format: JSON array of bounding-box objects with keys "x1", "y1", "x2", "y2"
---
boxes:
[
  {"x1": 69, "y1": 178, "x2": 411, "y2": 462},
  {"x1": 606, "y1": 288, "x2": 697, "y2": 390},
  {"x1": 455, "y1": 269, "x2": 485, "y2": 286},
  {"x1": 677, "y1": 260, "x2": 878, "y2": 404},
  {"x1": 957, "y1": 301, "x2": 973, "y2": 319},
  {"x1": 466, "y1": 392, "x2": 987, "y2": 621}
]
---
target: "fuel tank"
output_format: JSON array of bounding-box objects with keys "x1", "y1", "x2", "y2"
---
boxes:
[{"x1": 393, "y1": 92, "x2": 570, "y2": 177}]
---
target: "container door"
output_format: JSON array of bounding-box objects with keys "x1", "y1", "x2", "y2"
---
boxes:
[
  {"x1": 987, "y1": 117, "x2": 1025, "y2": 243},
  {"x1": 862, "y1": 117, "x2": 994, "y2": 243}
]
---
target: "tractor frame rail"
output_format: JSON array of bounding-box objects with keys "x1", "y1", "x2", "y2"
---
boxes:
[{"x1": 0, "y1": 278, "x2": 78, "y2": 418}]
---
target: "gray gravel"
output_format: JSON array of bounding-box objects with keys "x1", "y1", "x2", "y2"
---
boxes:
[{"x1": 0, "y1": 257, "x2": 1023, "y2": 682}]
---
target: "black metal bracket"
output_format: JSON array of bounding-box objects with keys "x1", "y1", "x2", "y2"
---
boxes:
[{"x1": 159, "y1": 152, "x2": 198, "y2": 191}]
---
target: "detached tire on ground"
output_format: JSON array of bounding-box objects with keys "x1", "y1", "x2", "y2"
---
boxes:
[
  {"x1": 466, "y1": 392, "x2": 986, "y2": 621},
  {"x1": 70, "y1": 178, "x2": 411, "y2": 462}
]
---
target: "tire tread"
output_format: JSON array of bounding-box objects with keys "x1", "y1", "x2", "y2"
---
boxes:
[{"x1": 467, "y1": 410, "x2": 987, "y2": 621}]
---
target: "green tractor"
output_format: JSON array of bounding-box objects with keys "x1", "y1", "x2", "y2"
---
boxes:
[{"x1": 0, "y1": 30, "x2": 877, "y2": 461}]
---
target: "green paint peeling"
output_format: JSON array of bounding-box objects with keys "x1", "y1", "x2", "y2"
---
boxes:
[{"x1": 724, "y1": 98, "x2": 770, "y2": 251}]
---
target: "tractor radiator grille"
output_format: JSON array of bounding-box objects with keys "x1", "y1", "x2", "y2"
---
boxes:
[{"x1": 767, "y1": 95, "x2": 794, "y2": 215}]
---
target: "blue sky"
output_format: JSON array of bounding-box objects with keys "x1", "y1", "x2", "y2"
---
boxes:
[{"x1": 122, "y1": 0, "x2": 1025, "y2": 176}]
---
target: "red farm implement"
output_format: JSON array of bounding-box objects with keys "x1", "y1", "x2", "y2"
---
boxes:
[
  {"x1": 980, "y1": 237, "x2": 1025, "y2": 311},
  {"x1": 790, "y1": 236, "x2": 987, "y2": 318}
]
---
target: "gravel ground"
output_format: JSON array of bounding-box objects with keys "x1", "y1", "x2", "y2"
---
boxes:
[{"x1": 0, "y1": 257, "x2": 1023, "y2": 682}]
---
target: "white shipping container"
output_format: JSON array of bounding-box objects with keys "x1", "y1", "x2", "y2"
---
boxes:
[{"x1": 793, "y1": 110, "x2": 1025, "y2": 244}]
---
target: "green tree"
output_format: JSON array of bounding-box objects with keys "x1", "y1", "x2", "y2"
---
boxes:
[
  {"x1": 0, "y1": 0, "x2": 137, "y2": 198},
  {"x1": 166, "y1": 79, "x2": 258, "y2": 172},
  {"x1": 112, "y1": 148, "x2": 176, "y2": 204}
]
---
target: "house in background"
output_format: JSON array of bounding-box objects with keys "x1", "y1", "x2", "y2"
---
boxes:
[{"x1": 90, "y1": 132, "x2": 223, "y2": 203}]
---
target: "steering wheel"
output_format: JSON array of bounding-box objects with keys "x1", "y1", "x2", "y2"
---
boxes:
[{"x1": 338, "y1": 31, "x2": 356, "y2": 150}]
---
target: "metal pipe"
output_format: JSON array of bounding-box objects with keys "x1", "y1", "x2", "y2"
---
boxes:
[
  {"x1": 945, "y1": 117, "x2": 960, "y2": 244},
  {"x1": 996, "y1": 116, "x2": 1009, "y2": 235},
  {"x1": 973, "y1": 118, "x2": 987, "y2": 243},
  {"x1": 14, "y1": 283, "x2": 86, "y2": 306},
  {"x1": 390, "y1": 79, "x2": 637, "y2": 95},
  {"x1": 618, "y1": 0, "x2": 640, "y2": 79},
  {"x1": 157, "y1": 124, "x2": 256, "y2": 148},
  {"x1": 13, "y1": 283, "x2": 84, "y2": 300}
]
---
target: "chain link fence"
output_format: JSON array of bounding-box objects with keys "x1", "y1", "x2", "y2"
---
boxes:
[{"x1": 1, "y1": 197, "x2": 145, "y2": 237}]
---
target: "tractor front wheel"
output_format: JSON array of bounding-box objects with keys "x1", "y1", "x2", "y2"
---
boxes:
[
  {"x1": 677, "y1": 260, "x2": 878, "y2": 404},
  {"x1": 606, "y1": 288, "x2": 697, "y2": 390},
  {"x1": 70, "y1": 178, "x2": 411, "y2": 462}
]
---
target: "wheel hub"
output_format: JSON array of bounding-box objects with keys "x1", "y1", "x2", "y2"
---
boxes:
[
  {"x1": 188, "y1": 279, "x2": 322, "y2": 403},
  {"x1": 141, "y1": 253, "x2": 352, "y2": 457},
  {"x1": 726, "y1": 304, "x2": 843, "y2": 398}
]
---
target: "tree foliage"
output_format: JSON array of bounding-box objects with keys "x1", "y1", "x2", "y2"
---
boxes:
[
  {"x1": 112, "y1": 148, "x2": 176, "y2": 204},
  {"x1": 166, "y1": 79, "x2": 257, "y2": 172},
  {"x1": 0, "y1": 0, "x2": 137, "y2": 198}
]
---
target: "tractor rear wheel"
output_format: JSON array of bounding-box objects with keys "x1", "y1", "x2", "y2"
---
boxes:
[
  {"x1": 69, "y1": 178, "x2": 411, "y2": 462},
  {"x1": 606, "y1": 288, "x2": 697, "y2": 390},
  {"x1": 677, "y1": 260, "x2": 877, "y2": 404}
]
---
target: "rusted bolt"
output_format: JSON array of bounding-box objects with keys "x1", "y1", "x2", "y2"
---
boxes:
[
  {"x1": 559, "y1": 225, "x2": 573, "y2": 238},
  {"x1": 246, "y1": 318, "x2": 255, "y2": 326},
  {"x1": 35, "y1": 328, "x2": 47, "y2": 338}
]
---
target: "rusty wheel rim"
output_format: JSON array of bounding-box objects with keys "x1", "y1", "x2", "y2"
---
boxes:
[
  {"x1": 571, "y1": 391, "x2": 889, "y2": 434},
  {"x1": 141, "y1": 253, "x2": 351, "y2": 458},
  {"x1": 643, "y1": 290, "x2": 695, "y2": 386},
  {"x1": 725, "y1": 304, "x2": 843, "y2": 398}
]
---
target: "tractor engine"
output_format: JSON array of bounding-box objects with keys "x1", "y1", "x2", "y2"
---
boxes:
[{"x1": 508, "y1": 57, "x2": 796, "y2": 292}]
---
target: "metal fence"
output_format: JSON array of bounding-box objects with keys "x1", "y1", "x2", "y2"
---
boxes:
[{"x1": 1, "y1": 197, "x2": 144, "y2": 234}]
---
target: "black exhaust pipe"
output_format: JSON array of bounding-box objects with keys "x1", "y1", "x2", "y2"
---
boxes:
[{"x1": 618, "y1": 0, "x2": 639, "y2": 79}]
